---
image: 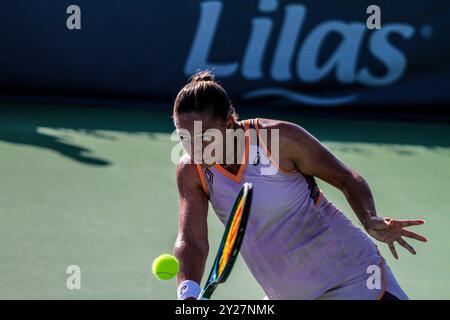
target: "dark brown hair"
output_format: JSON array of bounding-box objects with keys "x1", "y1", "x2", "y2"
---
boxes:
[{"x1": 173, "y1": 70, "x2": 237, "y2": 121}]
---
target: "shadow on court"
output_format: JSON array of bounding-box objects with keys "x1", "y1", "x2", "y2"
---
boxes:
[
  {"x1": 0, "y1": 129, "x2": 111, "y2": 166},
  {"x1": 0, "y1": 103, "x2": 174, "y2": 165},
  {"x1": 0, "y1": 102, "x2": 449, "y2": 166}
]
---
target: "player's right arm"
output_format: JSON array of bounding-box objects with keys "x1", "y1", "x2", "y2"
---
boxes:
[{"x1": 173, "y1": 161, "x2": 209, "y2": 287}]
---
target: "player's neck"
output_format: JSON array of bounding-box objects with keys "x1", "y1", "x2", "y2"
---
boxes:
[{"x1": 220, "y1": 120, "x2": 246, "y2": 174}]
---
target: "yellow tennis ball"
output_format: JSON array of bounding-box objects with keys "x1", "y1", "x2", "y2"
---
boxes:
[{"x1": 152, "y1": 254, "x2": 179, "y2": 280}]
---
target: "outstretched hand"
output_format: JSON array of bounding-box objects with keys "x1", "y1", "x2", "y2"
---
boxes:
[{"x1": 364, "y1": 216, "x2": 428, "y2": 259}]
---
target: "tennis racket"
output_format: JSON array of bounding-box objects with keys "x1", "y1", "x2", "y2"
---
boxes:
[{"x1": 199, "y1": 182, "x2": 253, "y2": 300}]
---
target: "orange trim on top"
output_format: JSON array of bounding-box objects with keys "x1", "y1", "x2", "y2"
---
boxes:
[
  {"x1": 375, "y1": 249, "x2": 387, "y2": 300},
  {"x1": 254, "y1": 118, "x2": 297, "y2": 174},
  {"x1": 315, "y1": 191, "x2": 323, "y2": 206},
  {"x1": 195, "y1": 164, "x2": 208, "y2": 194},
  {"x1": 214, "y1": 120, "x2": 250, "y2": 183}
]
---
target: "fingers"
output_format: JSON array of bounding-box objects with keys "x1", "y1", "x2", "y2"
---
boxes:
[
  {"x1": 388, "y1": 242, "x2": 398, "y2": 259},
  {"x1": 397, "y1": 238, "x2": 416, "y2": 255},
  {"x1": 401, "y1": 229, "x2": 428, "y2": 242},
  {"x1": 395, "y1": 219, "x2": 425, "y2": 228}
]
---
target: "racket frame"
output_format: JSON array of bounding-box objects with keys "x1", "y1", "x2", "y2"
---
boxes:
[{"x1": 199, "y1": 182, "x2": 253, "y2": 300}]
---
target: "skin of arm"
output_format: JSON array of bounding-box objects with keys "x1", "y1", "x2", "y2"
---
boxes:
[
  {"x1": 258, "y1": 118, "x2": 427, "y2": 258},
  {"x1": 281, "y1": 122, "x2": 376, "y2": 228},
  {"x1": 173, "y1": 161, "x2": 209, "y2": 285}
]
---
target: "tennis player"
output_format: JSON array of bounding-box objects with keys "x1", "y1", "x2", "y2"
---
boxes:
[{"x1": 172, "y1": 71, "x2": 427, "y2": 300}]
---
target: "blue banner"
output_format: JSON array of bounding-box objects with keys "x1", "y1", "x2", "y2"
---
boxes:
[{"x1": 0, "y1": 0, "x2": 449, "y2": 109}]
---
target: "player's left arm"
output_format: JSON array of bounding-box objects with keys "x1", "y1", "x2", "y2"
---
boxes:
[{"x1": 274, "y1": 120, "x2": 428, "y2": 259}]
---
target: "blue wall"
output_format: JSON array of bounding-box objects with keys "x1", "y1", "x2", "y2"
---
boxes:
[{"x1": 0, "y1": 0, "x2": 449, "y2": 109}]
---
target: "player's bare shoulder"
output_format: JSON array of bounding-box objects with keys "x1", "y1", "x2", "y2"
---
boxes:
[
  {"x1": 257, "y1": 118, "x2": 311, "y2": 149},
  {"x1": 256, "y1": 118, "x2": 307, "y2": 172}
]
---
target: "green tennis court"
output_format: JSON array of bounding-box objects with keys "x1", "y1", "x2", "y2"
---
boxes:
[{"x1": 0, "y1": 103, "x2": 449, "y2": 299}]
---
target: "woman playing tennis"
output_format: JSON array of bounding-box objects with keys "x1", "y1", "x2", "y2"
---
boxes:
[{"x1": 172, "y1": 71, "x2": 427, "y2": 300}]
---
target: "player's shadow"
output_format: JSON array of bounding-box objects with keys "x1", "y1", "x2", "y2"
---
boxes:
[
  {"x1": 0, "y1": 102, "x2": 175, "y2": 166},
  {"x1": 0, "y1": 129, "x2": 111, "y2": 166}
]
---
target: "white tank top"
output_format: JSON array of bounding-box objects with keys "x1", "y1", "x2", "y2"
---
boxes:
[{"x1": 194, "y1": 119, "x2": 407, "y2": 300}]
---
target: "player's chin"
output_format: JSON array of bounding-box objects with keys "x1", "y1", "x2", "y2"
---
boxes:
[
  {"x1": 202, "y1": 161, "x2": 216, "y2": 168},
  {"x1": 200, "y1": 155, "x2": 217, "y2": 168}
]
